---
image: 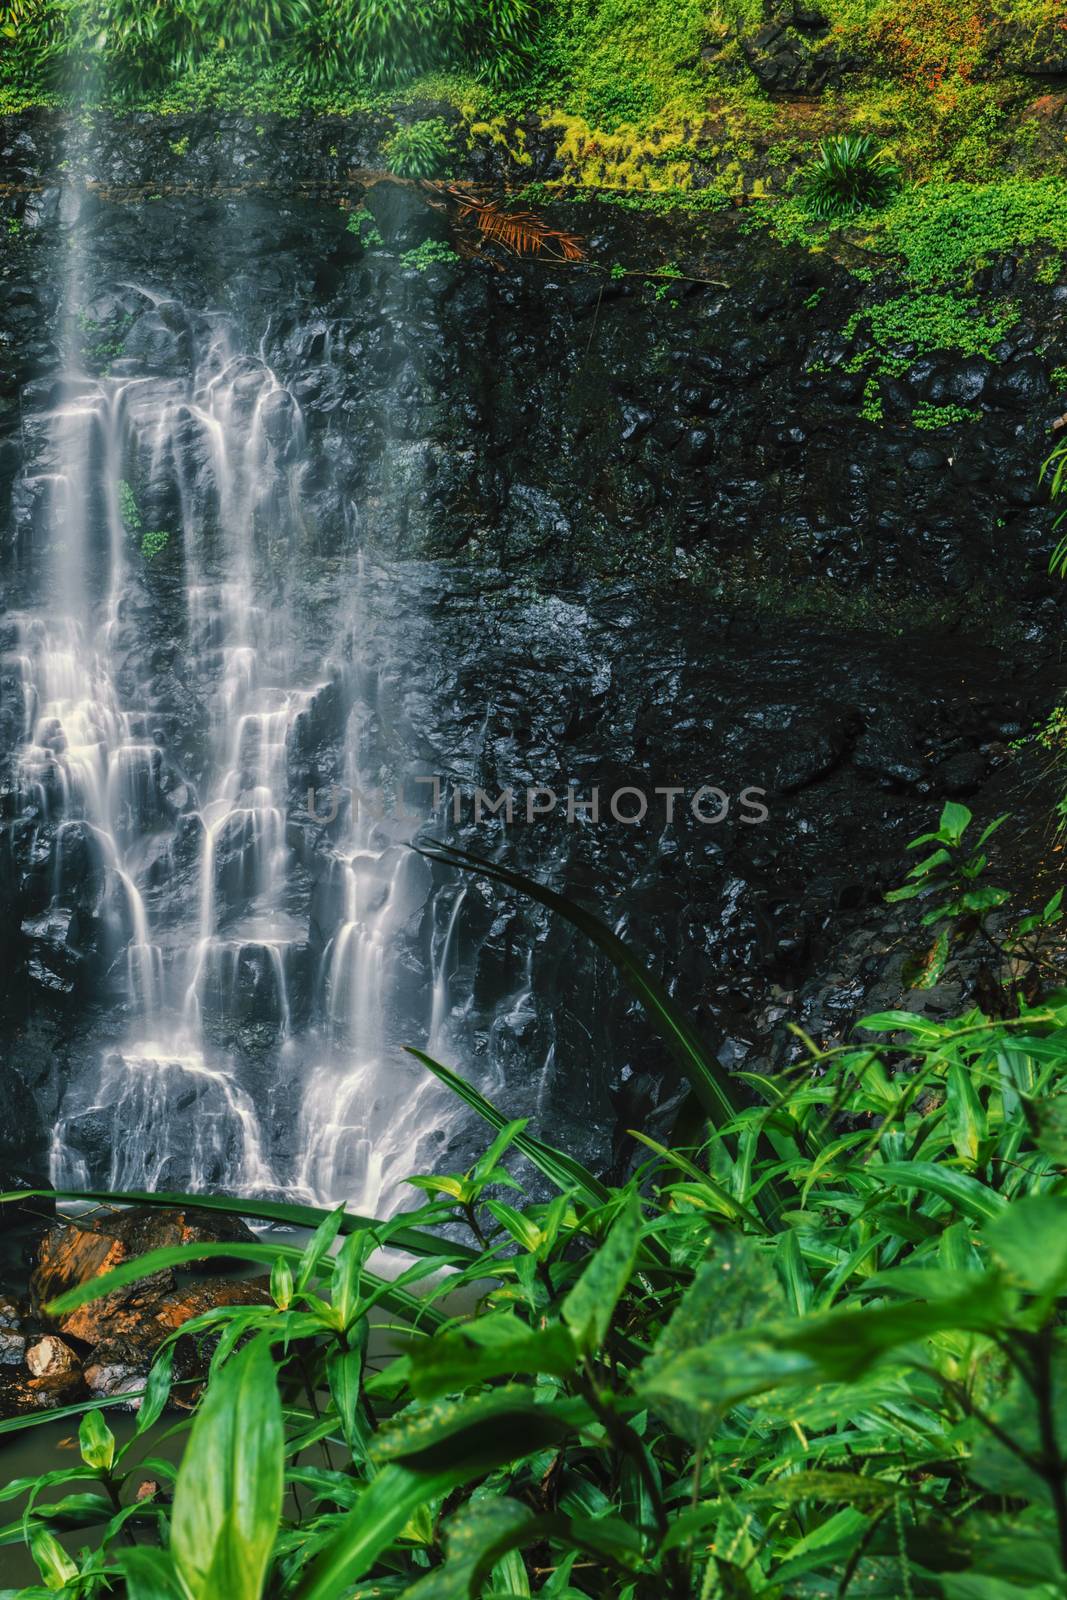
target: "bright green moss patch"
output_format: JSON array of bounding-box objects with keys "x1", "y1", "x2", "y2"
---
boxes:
[
  {"x1": 844, "y1": 290, "x2": 1018, "y2": 376},
  {"x1": 872, "y1": 179, "x2": 1067, "y2": 285},
  {"x1": 911, "y1": 400, "x2": 981, "y2": 428}
]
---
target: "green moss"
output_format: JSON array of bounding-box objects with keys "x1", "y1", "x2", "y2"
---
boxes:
[
  {"x1": 873, "y1": 180, "x2": 1067, "y2": 285},
  {"x1": 397, "y1": 239, "x2": 461, "y2": 270},
  {"x1": 529, "y1": 0, "x2": 713, "y2": 131},
  {"x1": 140, "y1": 528, "x2": 170, "y2": 561},
  {"x1": 911, "y1": 400, "x2": 981, "y2": 428},
  {"x1": 844, "y1": 290, "x2": 1017, "y2": 376},
  {"x1": 860, "y1": 375, "x2": 884, "y2": 423}
]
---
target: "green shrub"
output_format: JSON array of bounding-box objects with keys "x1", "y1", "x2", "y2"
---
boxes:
[
  {"x1": 381, "y1": 116, "x2": 453, "y2": 178},
  {"x1": 801, "y1": 133, "x2": 901, "y2": 221},
  {"x1": 1045, "y1": 435, "x2": 1067, "y2": 576}
]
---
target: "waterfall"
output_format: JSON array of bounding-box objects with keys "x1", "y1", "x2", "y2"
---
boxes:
[
  {"x1": 1, "y1": 136, "x2": 592, "y2": 1212},
  {"x1": 4, "y1": 279, "x2": 479, "y2": 1207}
]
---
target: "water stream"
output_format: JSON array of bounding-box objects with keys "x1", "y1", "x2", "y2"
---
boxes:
[{"x1": 8, "y1": 267, "x2": 482, "y2": 1207}]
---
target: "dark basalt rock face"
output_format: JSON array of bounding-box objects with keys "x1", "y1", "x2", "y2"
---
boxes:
[{"x1": 0, "y1": 110, "x2": 1063, "y2": 1197}]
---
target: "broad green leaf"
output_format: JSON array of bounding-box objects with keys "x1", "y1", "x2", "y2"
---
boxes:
[
  {"x1": 170, "y1": 1336, "x2": 283, "y2": 1600},
  {"x1": 270, "y1": 1257, "x2": 294, "y2": 1308},
  {"x1": 485, "y1": 1198, "x2": 543, "y2": 1252},
  {"x1": 407, "y1": 1314, "x2": 579, "y2": 1398},
  {"x1": 984, "y1": 1195, "x2": 1067, "y2": 1296},
  {"x1": 398, "y1": 1498, "x2": 535, "y2": 1598},
  {"x1": 326, "y1": 1335, "x2": 371, "y2": 1461},
  {"x1": 118, "y1": 1548, "x2": 189, "y2": 1600},
  {"x1": 133, "y1": 1344, "x2": 176, "y2": 1439},
  {"x1": 947, "y1": 1060, "x2": 987, "y2": 1168},
  {"x1": 562, "y1": 1190, "x2": 642, "y2": 1352},
  {"x1": 939, "y1": 801, "x2": 973, "y2": 845},
  {"x1": 857, "y1": 1010, "x2": 937, "y2": 1035},
  {"x1": 78, "y1": 1409, "x2": 115, "y2": 1473},
  {"x1": 376, "y1": 1387, "x2": 584, "y2": 1475},
  {"x1": 472, "y1": 1117, "x2": 529, "y2": 1183},
  {"x1": 295, "y1": 1465, "x2": 467, "y2": 1600},
  {"x1": 30, "y1": 1528, "x2": 78, "y2": 1589},
  {"x1": 775, "y1": 1228, "x2": 814, "y2": 1314},
  {"x1": 969, "y1": 1349, "x2": 1067, "y2": 1508},
  {"x1": 294, "y1": 1207, "x2": 344, "y2": 1292}
]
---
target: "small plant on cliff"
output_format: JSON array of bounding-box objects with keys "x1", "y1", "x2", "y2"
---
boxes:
[
  {"x1": 801, "y1": 133, "x2": 901, "y2": 222},
  {"x1": 381, "y1": 117, "x2": 453, "y2": 178},
  {"x1": 140, "y1": 527, "x2": 169, "y2": 561},
  {"x1": 398, "y1": 239, "x2": 461, "y2": 271},
  {"x1": 1044, "y1": 434, "x2": 1067, "y2": 575}
]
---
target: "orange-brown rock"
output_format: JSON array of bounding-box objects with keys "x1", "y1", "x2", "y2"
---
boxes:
[
  {"x1": 150, "y1": 1276, "x2": 271, "y2": 1337},
  {"x1": 31, "y1": 1205, "x2": 258, "y2": 1342}
]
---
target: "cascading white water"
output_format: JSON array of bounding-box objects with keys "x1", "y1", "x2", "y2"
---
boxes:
[{"x1": 8, "y1": 282, "x2": 477, "y2": 1209}]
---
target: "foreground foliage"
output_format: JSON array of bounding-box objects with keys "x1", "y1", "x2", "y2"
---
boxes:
[{"x1": 3, "y1": 821, "x2": 1067, "y2": 1596}]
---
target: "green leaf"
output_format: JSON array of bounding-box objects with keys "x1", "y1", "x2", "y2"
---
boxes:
[
  {"x1": 984, "y1": 1195, "x2": 1067, "y2": 1296},
  {"x1": 78, "y1": 1408, "x2": 115, "y2": 1472},
  {"x1": 562, "y1": 1190, "x2": 642, "y2": 1352},
  {"x1": 775, "y1": 1228, "x2": 814, "y2": 1314},
  {"x1": 169, "y1": 1336, "x2": 283, "y2": 1600},
  {"x1": 326, "y1": 1340, "x2": 371, "y2": 1461},
  {"x1": 407, "y1": 1314, "x2": 579, "y2": 1399},
  {"x1": 643, "y1": 1230, "x2": 785, "y2": 1439},
  {"x1": 376, "y1": 1388, "x2": 582, "y2": 1476},
  {"x1": 939, "y1": 801, "x2": 973, "y2": 845},
  {"x1": 270, "y1": 1257, "x2": 294, "y2": 1308},
  {"x1": 406, "y1": 1048, "x2": 608, "y2": 1206},
  {"x1": 977, "y1": 811, "x2": 1011, "y2": 847},
  {"x1": 295, "y1": 1466, "x2": 467, "y2": 1600},
  {"x1": 857, "y1": 1010, "x2": 936, "y2": 1034},
  {"x1": 485, "y1": 1198, "x2": 543, "y2": 1252},
  {"x1": 471, "y1": 1117, "x2": 529, "y2": 1183},
  {"x1": 134, "y1": 1344, "x2": 176, "y2": 1439},
  {"x1": 0, "y1": 1187, "x2": 468, "y2": 1264},
  {"x1": 399, "y1": 1498, "x2": 535, "y2": 1598},
  {"x1": 30, "y1": 1528, "x2": 79, "y2": 1589},
  {"x1": 947, "y1": 1060, "x2": 987, "y2": 1168},
  {"x1": 117, "y1": 1548, "x2": 189, "y2": 1600},
  {"x1": 861, "y1": 1160, "x2": 1007, "y2": 1221}
]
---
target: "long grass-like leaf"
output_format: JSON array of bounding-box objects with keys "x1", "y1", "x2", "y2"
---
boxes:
[
  {"x1": 405, "y1": 1047, "x2": 608, "y2": 1205},
  {"x1": 415, "y1": 840, "x2": 740, "y2": 1129},
  {"x1": 0, "y1": 1186, "x2": 471, "y2": 1263},
  {"x1": 44, "y1": 1240, "x2": 450, "y2": 1332}
]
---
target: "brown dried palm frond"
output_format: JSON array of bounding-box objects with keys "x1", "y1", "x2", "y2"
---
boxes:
[{"x1": 446, "y1": 190, "x2": 585, "y2": 262}]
